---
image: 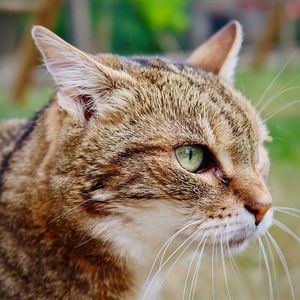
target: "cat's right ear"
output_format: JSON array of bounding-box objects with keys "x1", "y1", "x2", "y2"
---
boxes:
[
  {"x1": 186, "y1": 21, "x2": 242, "y2": 84},
  {"x1": 32, "y1": 26, "x2": 133, "y2": 123}
]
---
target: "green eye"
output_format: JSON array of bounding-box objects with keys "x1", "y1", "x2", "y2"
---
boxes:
[{"x1": 175, "y1": 145, "x2": 204, "y2": 172}]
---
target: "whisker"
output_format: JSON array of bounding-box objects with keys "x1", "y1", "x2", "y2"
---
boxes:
[
  {"x1": 258, "y1": 236, "x2": 274, "y2": 300},
  {"x1": 47, "y1": 199, "x2": 91, "y2": 224},
  {"x1": 142, "y1": 227, "x2": 200, "y2": 300},
  {"x1": 226, "y1": 239, "x2": 244, "y2": 288},
  {"x1": 143, "y1": 220, "x2": 201, "y2": 289},
  {"x1": 273, "y1": 209, "x2": 300, "y2": 220},
  {"x1": 73, "y1": 232, "x2": 99, "y2": 248},
  {"x1": 159, "y1": 220, "x2": 202, "y2": 267},
  {"x1": 255, "y1": 54, "x2": 295, "y2": 109},
  {"x1": 273, "y1": 219, "x2": 300, "y2": 243},
  {"x1": 155, "y1": 231, "x2": 205, "y2": 298},
  {"x1": 266, "y1": 74, "x2": 300, "y2": 104},
  {"x1": 266, "y1": 232, "x2": 295, "y2": 300},
  {"x1": 273, "y1": 206, "x2": 300, "y2": 214},
  {"x1": 273, "y1": 73, "x2": 300, "y2": 95},
  {"x1": 221, "y1": 235, "x2": 231, "y2": 300},
  {"x1": 189, "y1": 236, "x2": 208, "y2": 300},
  {"x1": 256, "y1": 239, "x2": 263, "y2": 284},
  {"x1": 211, "y1": 229, "x2": 219, "y2": 300},
  {"x1": 276, "y1": 210, "x2": 300, "y2": 219},
  {"x1": 258, "y1": 86, "x2": 300, "y2": 115},
  {"x1": 182, "y1": 232, "x2": 207, "y2": 300},
  {"x1": 264, "y1": 234, "x2": 280, "y2": 299},
  {"x1": 263, "y1": 98, "x2": 300, "y2": 122},
  {"x1": 182, "y1": 252, "x2": 196, "y2": 300}
]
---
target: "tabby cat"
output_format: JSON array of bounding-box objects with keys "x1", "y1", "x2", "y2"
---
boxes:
[{"x1": 0, "y1": 21, "x2": 273, "y2": 299}]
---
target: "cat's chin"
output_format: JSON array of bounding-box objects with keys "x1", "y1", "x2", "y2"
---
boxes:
[
  {"x1": 227, "y1": 238, "x2": 249, "y2": 254},
  {"x1": 227, "y1": 210, "x2": 274, "y2": 254}
]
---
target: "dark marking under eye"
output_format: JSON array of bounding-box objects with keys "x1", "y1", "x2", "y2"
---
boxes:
[
  {"x1": 90, "y1": 182, "x2": 103, "y2": 192},
  {"x1": 87, "y1": 171, "x2": 119, "y2": 193}
]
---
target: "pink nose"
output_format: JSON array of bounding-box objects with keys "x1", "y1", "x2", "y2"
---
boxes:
[{"x1": 244, "y1": 202, "x2": 272, "y2": 225}]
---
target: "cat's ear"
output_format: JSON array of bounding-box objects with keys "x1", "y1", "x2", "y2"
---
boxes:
[
  {"x1": 186, "y1": 21, "x2": 242, "y2": 83},
  {"x1": 32, "y1": 26, "x2": 133, "y2": 123}
]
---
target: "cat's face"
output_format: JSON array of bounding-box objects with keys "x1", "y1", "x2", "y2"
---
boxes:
[{"x1": 32, "y1": 22, "x2": 272, "y2": 263}]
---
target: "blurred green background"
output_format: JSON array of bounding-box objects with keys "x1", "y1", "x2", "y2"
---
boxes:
[{"x1": 0, "y1": 0, "x2": 299, "y2": 299}]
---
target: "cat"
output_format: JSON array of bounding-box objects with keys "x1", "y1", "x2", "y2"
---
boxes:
[{"x1": 0, "y1": 21, "x2": 273, "y2": 300}]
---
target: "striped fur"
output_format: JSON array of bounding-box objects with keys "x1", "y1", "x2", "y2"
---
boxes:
[{"x1": 0, "y1": 23, "x2": 272, "y2": 299}]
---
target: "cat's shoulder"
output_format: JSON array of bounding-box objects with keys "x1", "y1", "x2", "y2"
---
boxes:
[{"x1": 0, "y1": 119, "x2": 28, "y2": 161}]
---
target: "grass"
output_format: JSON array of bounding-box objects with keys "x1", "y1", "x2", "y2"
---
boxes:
[
  {"x1": 0, "y1": 87, "x2": 52, "y2": 119},
  {"x1": 1, "y1": 65, "x2": 300, "y2": 299}
]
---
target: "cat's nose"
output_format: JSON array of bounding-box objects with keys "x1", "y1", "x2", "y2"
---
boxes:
[{"x1": 244, "y1": 202, "x2": 272, "y2": 225}]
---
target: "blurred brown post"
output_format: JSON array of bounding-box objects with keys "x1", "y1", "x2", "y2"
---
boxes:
[
  {"x1": 11, "y1": 0, "x2": 63, "y2": 103},
  {"x1": 0, "y1": 0, "x2": 36, "y2": 13},
  {"x1": 252, "y1": 1, "x2": 286, "y2": 69},
  {"x1": 70, "y1": 0, "x2": 92, "y2": 52}
]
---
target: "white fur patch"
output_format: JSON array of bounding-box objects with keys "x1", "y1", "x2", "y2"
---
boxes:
[
  {"x1": 219, "y1": 23, "x2": 243, "y2": 84},
  {"x1": 87, "y1": 201, "x2": 192, "y2": 264},
  {"x1": 57, "y1": 92, "x2": 85, "y2": 122}
]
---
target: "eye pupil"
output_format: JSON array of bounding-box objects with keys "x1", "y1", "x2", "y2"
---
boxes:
[
  {"x1": 175, "y1": 145, "x2": 205, "y2": 173},
  {"x1": 187, "y1": 147, "x2": 193, "y2": 160}
]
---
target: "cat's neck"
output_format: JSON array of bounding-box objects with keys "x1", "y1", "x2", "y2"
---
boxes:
[{"x1": 0, "y1": 99, "x2": 140, "y2": 300}]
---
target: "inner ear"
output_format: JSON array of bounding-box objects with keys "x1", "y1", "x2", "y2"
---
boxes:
[
  {"x1": 78, "y1": 94, "x2": 95, "y2": 122},
  {"x1": 56, "y1": 91, "x2": 96, "y2": 124}
]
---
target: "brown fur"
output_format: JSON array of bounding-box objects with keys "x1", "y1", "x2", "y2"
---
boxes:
[{"x1": 0, "y1": 22, "x2": 272, "y2": 299}]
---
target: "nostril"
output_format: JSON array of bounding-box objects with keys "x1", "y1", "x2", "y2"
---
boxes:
[{"x1": 244, "y1": 203, "x2": 272, "y2": 225}]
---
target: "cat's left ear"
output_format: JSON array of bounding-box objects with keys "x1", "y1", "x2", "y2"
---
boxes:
[
  {"x1": 32, "y1": 26, "x2": 134, "y2": 123},
  {"x1": 186, "y1": 21, "x2": 242, "y2": 84}
]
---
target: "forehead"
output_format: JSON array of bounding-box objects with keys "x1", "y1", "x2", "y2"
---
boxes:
[{"x1": 95, "y1": 55, "x2": 262, "y2": 163}]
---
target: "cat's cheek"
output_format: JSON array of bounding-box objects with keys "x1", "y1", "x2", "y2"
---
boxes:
[{"x1": 85, "y1": 202, "x2": 192, "y2": 265}]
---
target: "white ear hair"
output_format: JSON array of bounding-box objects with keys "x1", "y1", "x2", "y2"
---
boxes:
[
  {"x1": 32, "y1": 26, "x2": 132, "y2": 121},
  {"x1": 218, "y1": 22, "x2": 243, "y2": 82},
  {"x1": 186, "y1": 21, "x2": 243, "y2": 84}
]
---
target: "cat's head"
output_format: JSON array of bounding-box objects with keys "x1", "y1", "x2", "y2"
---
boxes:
[{"x1": 32, "y1": 21, "x2": 272, "y2": 263}]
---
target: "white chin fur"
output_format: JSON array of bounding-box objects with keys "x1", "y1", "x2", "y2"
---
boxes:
[
  {"x1": 230, "y1": 209, "x2": 273, "y2": 254},
  {"x1": 229, "y1": 240, "x2": 249, "y2": 254}
]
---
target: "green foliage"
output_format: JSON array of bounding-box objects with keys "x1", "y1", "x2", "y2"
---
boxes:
[
  {"x1": 89, "y1": 0, "x2": 191, "y2": 54},
  {"x1": 0, "y1": 88, "x2": 51, "y2": 119},
  {"x1": 268, "y1": 117, "x2": 300, "y2": 165},
  {"x1": 129, "y1": 0, "x2": 190, "y2": 32},
  {"x1": 111, "y1": 1, "x2": 161, "y2": 54}
]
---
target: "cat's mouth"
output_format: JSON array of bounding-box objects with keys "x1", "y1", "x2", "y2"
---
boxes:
[
  {"x1": 226, "y1": 237, "x2": 249, "y2": 253},
  {"x1": 227, "y1": 237, "x2": 246, "y2": 247}
]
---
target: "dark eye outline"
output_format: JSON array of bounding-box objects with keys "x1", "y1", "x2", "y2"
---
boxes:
[{"x1": 174, "y1": 144, "x2": 215, "y2": 174}]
